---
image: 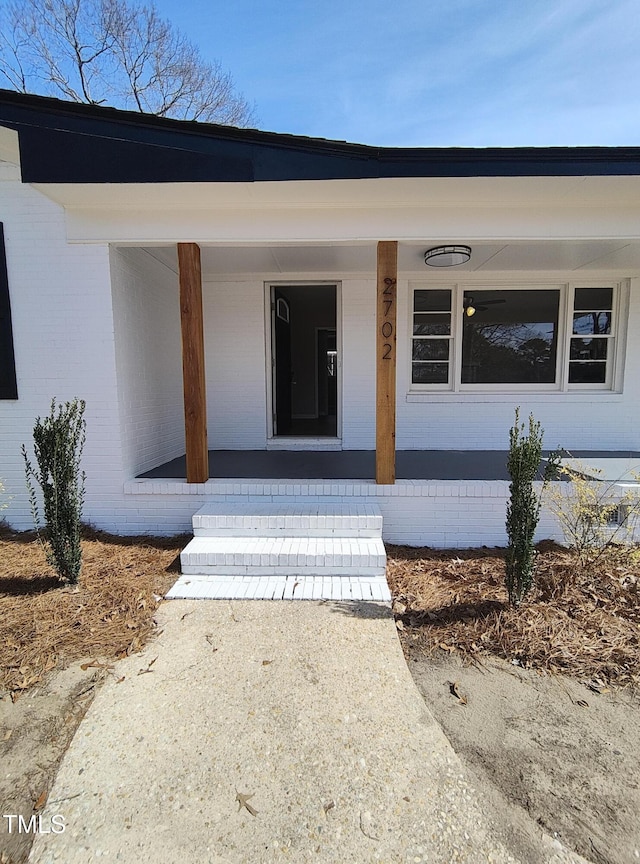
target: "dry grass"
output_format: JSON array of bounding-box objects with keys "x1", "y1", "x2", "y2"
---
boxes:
[
  {"x1": 0, "y1": 525, "x2": 188, "y2": 694},
  {"x1": 387, "y1": 542, "x2": 640, "y2": 687}
]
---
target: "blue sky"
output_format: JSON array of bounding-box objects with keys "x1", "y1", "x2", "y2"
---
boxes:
[{"x1": 153, "y1": 0, "x2": 640, "y2": 147}]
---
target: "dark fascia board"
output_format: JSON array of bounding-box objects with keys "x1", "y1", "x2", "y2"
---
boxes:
[{"x1": 2, "y1": 89, "x2": 640, "y2": 183}]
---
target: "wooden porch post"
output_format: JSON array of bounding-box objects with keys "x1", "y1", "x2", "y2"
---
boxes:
[
  {"x1": 177, "y1": 242, "x2": 209, "y2": 483},
  {"x1": 376, "y1": 240, "x2": 398, "y2": 484}
]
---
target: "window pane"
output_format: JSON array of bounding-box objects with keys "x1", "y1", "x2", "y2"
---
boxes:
[
  {"x1": 412, "y1": 362, "x2": 448, "y2": 384},
  {"x1": 414, "y1": 289, "x2": 451, "y2": 312},
  {"x1": 413, "y1": 313, "x2": 450, "y2": 336},
  {"x1": 461, "y1": 290, "x2": 559, "y2": 384},
  {"x1": 572, "y1": 311, "x2": 611, "y2": 335},
  {"x1": 574, "y1": 287, "x2": 613, "y2": 311},
  {"x1": 570, "y1": 338, "x2": 608, "y2": 361},
  {"x1": 412, "y1": 339, "x2": 450, "y2": 361},
  {"x1": 568, "y1": 362, "x2": 607, "y2": 384}
]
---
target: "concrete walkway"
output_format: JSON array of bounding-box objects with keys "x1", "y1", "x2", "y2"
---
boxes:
[{"x1": 31, "y1": 601, "x2": 588, "y2": 864}]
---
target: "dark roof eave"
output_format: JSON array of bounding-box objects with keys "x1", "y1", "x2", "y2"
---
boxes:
[{"x1": 2, "y1": 89, "x2": 640, "y2": 184}]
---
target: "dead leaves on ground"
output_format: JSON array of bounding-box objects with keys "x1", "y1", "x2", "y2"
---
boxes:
[
  {"x1": 448, "y1": 680, "x2": 468, "y2": 705},
  {"x1": 388, "y1": 544, "x2": 640, "y2": 687},
  {"x1": 80, "y1": 660, "x2": 114, "y2": 672},
  {"x1": 33, "y1": 789, "x2": 48, "y2": 811},
  {"x1": 0, "y1": 529, "x2": 186, "y2": 694},
  {"x1": 236, "y1": 790, "x2": 258, "y2": 817},
  {"x1": 586, "y1": 679, "x2": 610, "y2": 695},
  {"x1": 204, "y1": 634, "x2": 218, "y2": 650},
  {"x1": 137, "y1": 657, "x2": 157, "y2": 676}
]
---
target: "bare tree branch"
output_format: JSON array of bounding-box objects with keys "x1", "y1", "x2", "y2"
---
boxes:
[{"x1": 0, "y1": 0, "x2": 256, "y2": 126}]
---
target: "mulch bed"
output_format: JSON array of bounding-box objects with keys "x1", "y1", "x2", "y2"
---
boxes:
[
  {"x1": 2, "y1": 528, "x2": 638, "y2": 694},
  {"x1": 0, "y1": 526, "x2": 188, "y2": 695},
  {"x1": 387, "y1": 542, "x2": 640, "y2": 687}
]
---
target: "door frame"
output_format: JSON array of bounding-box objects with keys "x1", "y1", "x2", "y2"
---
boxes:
[{"x1": 264, "y1": 281, "x2": 342, "y2": 442}]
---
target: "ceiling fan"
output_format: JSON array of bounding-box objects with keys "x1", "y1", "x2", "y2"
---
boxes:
[{"x1": 463, "y1": 295, "x2": 507, "y2": 316}]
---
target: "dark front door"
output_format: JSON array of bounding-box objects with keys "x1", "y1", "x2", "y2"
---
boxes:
[{"x1": 271, "y1": 284, "x2": 338, "y2": 437}]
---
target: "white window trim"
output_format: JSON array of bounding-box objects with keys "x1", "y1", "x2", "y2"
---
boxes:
[
  {"x1": 410, "y1": 282, "x2": 456, "y2": 391},
  {"x1": 408, "y1": 279, "x2": 627, "y2": 395},
  {"x1": 565, "y1": 282, "x2": 621, "y2": 391}
]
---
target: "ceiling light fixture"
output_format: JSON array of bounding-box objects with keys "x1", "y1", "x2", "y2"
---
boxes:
[{"x1": 424, "y1": 245, "x2": 472, "y2": 267}]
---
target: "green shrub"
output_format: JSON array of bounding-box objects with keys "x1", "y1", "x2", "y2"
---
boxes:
[
  {"x1": 505, "y1": 408, "x2": 557, "y2": 607},
  {"x1": 22, "y1": 398, "x2": 86, "y2": 583}
]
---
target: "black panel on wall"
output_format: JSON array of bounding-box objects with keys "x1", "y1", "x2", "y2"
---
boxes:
[{"x1": 0, "y1": 224, "x2": 18, "y2": 399}]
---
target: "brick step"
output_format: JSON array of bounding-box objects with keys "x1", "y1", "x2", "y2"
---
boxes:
[
  {"x1": 166, "y1": 574, "x2": 391, "y2": 602},
  {"x1": 192, "y1": 502, "x2": 382, "y2": 537},
  {"x1": 180, "y1": 536, "x2": 387, "y2": 577}
]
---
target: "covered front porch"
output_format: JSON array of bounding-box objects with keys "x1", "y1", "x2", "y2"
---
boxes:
[
  {"x1": 110, "y1": 231, "x2": 640, "y2": 492},
  {"x1": 99, "y1": 175, "x2": 640, "y2": 548}
]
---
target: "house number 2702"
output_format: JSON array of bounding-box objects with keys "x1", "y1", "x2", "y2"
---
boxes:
[{"x1": 381, "y1": 277, "x2": 396, "y2": 359}]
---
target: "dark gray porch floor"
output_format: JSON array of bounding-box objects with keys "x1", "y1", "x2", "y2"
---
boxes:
[{"x1": 137, "y1": 450, "x2": 640, "y2": 482}]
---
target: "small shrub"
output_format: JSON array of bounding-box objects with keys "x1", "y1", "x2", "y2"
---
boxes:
[
  {"x1": 546, "y1": 457, "x2": 640, "y2": 568},
  {"x1": 22, "y1": 398, "x2": 86, "y2": 583},
  {"x1": 505, "y1": 408, "x2": 557, "y2": 607}
]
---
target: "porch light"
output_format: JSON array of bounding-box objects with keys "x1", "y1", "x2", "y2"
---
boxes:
[{"x1": 424, "y1": 245, "x2": 471, "y2": 267}]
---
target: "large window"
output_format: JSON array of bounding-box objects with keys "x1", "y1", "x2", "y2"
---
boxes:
[
  {"x1": 411, "y1": 283, "x2": 620, "y2": 392},
  {"x1": 461, "y1": 289, "x2": 559, "y2": 384}
]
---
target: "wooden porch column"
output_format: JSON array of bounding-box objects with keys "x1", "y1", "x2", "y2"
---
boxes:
[
  {"x1": 177, "y1": 242, "x2": 208, "y2": 483},
  {"x1": 376, "y1": 240, "x2": 398, "y2": 484}
]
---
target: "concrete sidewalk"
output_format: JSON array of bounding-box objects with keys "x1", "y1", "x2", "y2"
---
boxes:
[{"x1": 30, "y1": 601, "x2": 588, "y2": 864}]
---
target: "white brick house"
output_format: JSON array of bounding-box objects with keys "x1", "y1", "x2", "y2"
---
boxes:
[{"x1": 1, "y1": 89, "x2": 640, "y2": 547}]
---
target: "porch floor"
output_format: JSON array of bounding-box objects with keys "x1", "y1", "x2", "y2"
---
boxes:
[{"x1": 137, "y1": 449, "x2": 640, "y2": 482}]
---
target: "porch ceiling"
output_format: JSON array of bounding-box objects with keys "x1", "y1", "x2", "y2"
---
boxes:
[{"x1": 143, "y1": 239, "x2": 640, "y2": 278}]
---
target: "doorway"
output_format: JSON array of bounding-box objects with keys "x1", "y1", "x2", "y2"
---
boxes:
[{"x1": 269, "y1": 284, "x2": 339, "y2": 438}]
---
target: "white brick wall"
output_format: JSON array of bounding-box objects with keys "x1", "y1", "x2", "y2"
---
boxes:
[
  {"x1": 122, "y1": 477, "x2": 565, "y2": 548},
  {"x1": 0, "y1": 166, "x2": 125, "y2": 531},
  {"x1": 203, "y1": 279, "x2": 267, "y2": 449},
  {"x1": 110, "y1": 246, "x2": 184, "y2": 475},
  {"x1": 341, "y1": 279, "x2": 376, "y2": 449}
]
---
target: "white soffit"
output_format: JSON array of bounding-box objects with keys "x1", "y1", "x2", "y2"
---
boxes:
[
  {"x1": 473, "y1": 241, "x2": 638, "y2": 271},
  {"x1": 142, "y1": 240, "x2": 640, "y2": 278},
  {"x1": 32, "y1": 175, "x2": 640, "y2": 210}
]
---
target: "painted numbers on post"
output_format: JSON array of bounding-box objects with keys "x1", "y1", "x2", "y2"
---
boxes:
[{"x1": 381, "y1": 277, "x2": 396, "y2": 360}]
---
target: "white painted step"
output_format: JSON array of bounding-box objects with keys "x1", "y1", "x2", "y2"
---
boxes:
[
  {"x1": 192, "y1": 503, "x2": 382, "y2": 538},
  {"x1": 180, "y1": 536, "x2": 387, "y2": 577},
  {"x1": 166, "y1": 574, "x2": 391, "y2": 602}
]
